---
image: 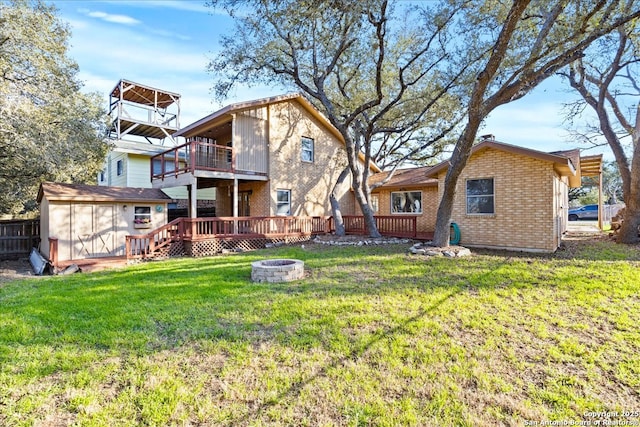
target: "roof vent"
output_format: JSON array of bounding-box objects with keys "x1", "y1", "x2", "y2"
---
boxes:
[{"x1": 480, "y1": 134, "x2": 495, "y2": 141}]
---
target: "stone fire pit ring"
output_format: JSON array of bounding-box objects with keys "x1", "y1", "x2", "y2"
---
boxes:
[{"x1": 251, "y1": 259, "x2": 305, "y2": 283}]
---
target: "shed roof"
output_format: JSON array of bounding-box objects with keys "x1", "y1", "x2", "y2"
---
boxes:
[
  {"x1": 37, "y1": 182, "x2": 172, "y2": 203},
  {"x1": 110, "y1": 79, "x2": 180, "y2": 108}
]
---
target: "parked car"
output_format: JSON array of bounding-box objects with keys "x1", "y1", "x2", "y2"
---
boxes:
[{"x1": 568, "y1": 204, "x2": 599, "y2": 221}]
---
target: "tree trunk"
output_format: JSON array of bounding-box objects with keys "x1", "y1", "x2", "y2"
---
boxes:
[
  {"x1": 329, "y1": 166, "x2": 350, "y2": 236},
  {"x1": 617, "y1": 137, "x2": 640, "y2": 244},
  {"x1": 432, "y1": 117, "x2": 483, "y2": 247},
  {"x1": 342, "y1": 132, "x2": 381, "y2": 238}
]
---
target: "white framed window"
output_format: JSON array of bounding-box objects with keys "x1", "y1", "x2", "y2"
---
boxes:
[
  {"x1": 99, "y1": 169, "x2": 106, "y2": 183},
  {"x1": 116, "y1": 159, "x2": 124, "y2": 176},
  {"x1": 276, "y1": 189, "x2": 291, "y2": 216},
  {"x1": 466, "y1": 178, "x2": 494, "y2": 214},
  {"x1": 301, "y1": 137, "x2": 314, "y2": 163},
  {"x1": 391, "y1": 191, "x2": 422, "y2": 214},
  {"x1": 134, "y1": 206, "x2": 152, "y2": 225}
]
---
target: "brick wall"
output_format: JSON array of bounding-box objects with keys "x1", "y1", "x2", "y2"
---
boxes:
[
  {"x1": 266, "y1": 101, "x2": 353, "y2": 217},
  {"x1": 437, "y1": 147, "x2": 562, "y2": 252},
  {"x1": 371, "y1": 186, "x2": 439, "y2": 233}
]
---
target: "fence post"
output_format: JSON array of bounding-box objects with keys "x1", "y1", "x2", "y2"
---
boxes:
[
  {"x1": 125, "y1": 236, "x2": 131, "y2": 260},
  {"x1": 412, "y1": 216, "x2": 417, "y2": 238},
  {"x1": 48, "y1": 237, "x2": 58, "y2": 268}
]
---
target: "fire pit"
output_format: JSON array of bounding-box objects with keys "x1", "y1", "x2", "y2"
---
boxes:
[{"x1": 251, "y1": 259, "x2": 305, "y2": 283}]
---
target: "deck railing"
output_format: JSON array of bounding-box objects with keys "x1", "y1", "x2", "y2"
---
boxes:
[
  {"x1": 126, "y1": 216, "x2": 329, "y2": 259},
  {"x1": 126, "y1": 215, "x2": 419, "y2": 259},
  {"x1": 339, "y1": 215, "x2": 417, "y2": 238},
  {"x1": 150, "y1": 138, "x2": 233, "y2": 180},
  {"x1": 126, "y1": 218, "x2": 184, "y2": 258}
]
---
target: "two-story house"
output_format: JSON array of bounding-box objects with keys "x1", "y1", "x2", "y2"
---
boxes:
[{"x1": 151, "y1": 92, "x2": 363, "y2": 221}]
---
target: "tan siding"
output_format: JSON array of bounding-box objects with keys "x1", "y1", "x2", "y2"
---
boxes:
[
  {"x1": 40, "y1": 198, "x2": 51, "y2": 258},
  {"x1": 437, "y1": 148, "x2": 558, "y2": 252},
  {"x1": 45, "y1": 200, "x2": 168, "y2": 261},
  {"x1": 235, "y1": 107, "x2": 268, "y2": 174}
]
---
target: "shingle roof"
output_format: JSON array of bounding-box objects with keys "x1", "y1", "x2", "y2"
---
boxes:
[
  {"x1": 37, "y1": 182, "x2": 172, "y2": 203},
  {"x1": 369, "y1": 167, "x2": 438, "y2": 190}
]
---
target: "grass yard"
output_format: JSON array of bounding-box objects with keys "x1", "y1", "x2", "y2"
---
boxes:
[{"x1": 1, "y1": 236, "x2": 639, "y2": 426}]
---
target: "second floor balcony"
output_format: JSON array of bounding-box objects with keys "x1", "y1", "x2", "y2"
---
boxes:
[{"x1": 151, "y1": 138, "x2": 234, "y2": 181}]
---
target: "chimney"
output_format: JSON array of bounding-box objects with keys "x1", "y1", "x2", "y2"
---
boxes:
[{"x1": 480, "y1": 134, "x2": 495, "y2": 141}]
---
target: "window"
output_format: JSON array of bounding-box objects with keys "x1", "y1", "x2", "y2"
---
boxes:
[
  {"x1": 391, "y1": 191, "x2": 422, "y2": 214},
  {"x1": 134, "y1": 206, "x2": 152, "y2": 225},
  {"x1": 153, "y1": 158, "x2": 176, "y2": 175},
  {"x1": 301, "y1": 137, "x2": 314, "y2": 162},
  {"x1": 99, "y1": 169, "x2": 106, "y2": 183},
  {"x1": 276, "y1": 189, "x2": 291, "y2": 216},
  {"x1": 116, "y1": 159, "x2": 124, "y2": 176},
  {"x1": 466, "y1": 178, "x2": 494, "y2": 214}
]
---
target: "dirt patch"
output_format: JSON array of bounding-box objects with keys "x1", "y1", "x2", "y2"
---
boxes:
[{"x1": 0, "y1": 258, "x2": 38, "y2": 284}]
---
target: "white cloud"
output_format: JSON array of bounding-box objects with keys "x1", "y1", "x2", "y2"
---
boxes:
[
  {"x1": 100, "y1": 0, "x2": 213, "y2": 14},
  {"x1": 84, "y1": 10, "x2": 141, "y2": 25}
]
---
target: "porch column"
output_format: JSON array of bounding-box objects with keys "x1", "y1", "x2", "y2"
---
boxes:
[
  {"x1": 598, "y1": 169, "x2": 603, "y2": 230},
  {"x1": 233, "y1": 178, "x2": 239, "y2": 233},
  {"x1": 188, "y1": 182, "x2": 197, "y2": 219}
]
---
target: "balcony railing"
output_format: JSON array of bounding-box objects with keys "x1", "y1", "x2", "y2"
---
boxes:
[{"x1": 151, "y1": 138, "x2": 233, "y2": 180}]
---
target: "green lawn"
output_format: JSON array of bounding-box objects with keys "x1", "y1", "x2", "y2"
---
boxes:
[{"x1": 1, "y1": 237, "x2": 639, "y2": 426}]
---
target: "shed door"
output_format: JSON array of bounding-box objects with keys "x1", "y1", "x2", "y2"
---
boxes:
[
  {"x1": 93, "y1": 205, "x2": 115, "y2": 256},
  {"x1": 72, "y1": 205, "x2": 116, "y2": 259}
]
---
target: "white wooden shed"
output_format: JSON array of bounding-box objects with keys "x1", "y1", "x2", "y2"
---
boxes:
[{"x1": 37, "y1": 182, "x2": 171, "y2": 263}]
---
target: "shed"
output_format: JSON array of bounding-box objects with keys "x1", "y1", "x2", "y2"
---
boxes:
[{"x1": 37, "y1": 182, "x2": 171, "y2": 262}]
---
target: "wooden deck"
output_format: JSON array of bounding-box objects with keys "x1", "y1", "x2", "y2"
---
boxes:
[
  {"x1": 48, "y1": 215, "x2": 433, "y2": 270},
  {"x1": 126, "y1": 215, "x2": 432, "y2": 260}
]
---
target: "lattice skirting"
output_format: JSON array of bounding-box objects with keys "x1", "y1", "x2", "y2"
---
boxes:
[{"x1": 184, "y1": 235, "x2": 313, "y2": 258}]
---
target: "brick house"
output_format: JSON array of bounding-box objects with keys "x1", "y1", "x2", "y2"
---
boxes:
[{"x1": 370, "y1": 139, "x2": 602, "y2": 252}]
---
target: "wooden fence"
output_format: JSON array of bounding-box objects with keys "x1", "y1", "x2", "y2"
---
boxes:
[{"x1": 0, "y1": 219, "x2": 40, "y2": 260}]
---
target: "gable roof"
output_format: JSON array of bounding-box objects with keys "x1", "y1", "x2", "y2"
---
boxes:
[
  {"x1": 175, "y1": 93, "x2": 381, "y2": 173},
  {"x1": 37, "y1": 182, "x2": 172, "y2": 203},
  {"x1": 425, "y1": 140, "x2": 577, "y2": 179}
]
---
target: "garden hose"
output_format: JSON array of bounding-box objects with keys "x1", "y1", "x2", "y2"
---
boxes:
[{"x1": 450, "y1": 222, "x2": 461, "y2": 245}]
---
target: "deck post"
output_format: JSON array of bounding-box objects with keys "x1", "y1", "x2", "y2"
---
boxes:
[
  {"x1": 233, "y1": 178, "x2": 239, "y2": 234},
  {"x1": 598, "y1": 168, "x2": 604, "y2": 230}
]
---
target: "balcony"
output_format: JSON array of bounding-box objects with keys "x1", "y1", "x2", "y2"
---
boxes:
[{"x1": 151, "y1": 138, "x2": 234, "y2": 181}]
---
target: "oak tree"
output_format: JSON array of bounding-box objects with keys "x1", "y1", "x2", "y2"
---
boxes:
[
  {"x1": 560, "y1": 21, "x2": 640, "y2": 243},
  {"x1": 431, "y1": 0, "x2": 640, "y2": 246},
  {"x1": 0, "y1": 0, "x2": 108, "y2": 216},
  {"x1": 208, "y1": 0, "x2": 471, "y2": 236}
]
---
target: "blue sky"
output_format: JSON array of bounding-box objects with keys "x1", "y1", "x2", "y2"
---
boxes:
[{"x1": 53, "y1": 0, "x2": 607, "y2": 159}]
